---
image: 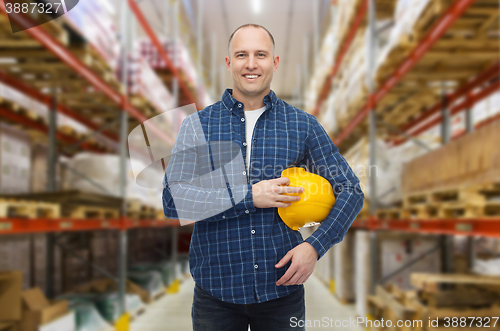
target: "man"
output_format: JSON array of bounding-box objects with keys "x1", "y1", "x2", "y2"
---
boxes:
[{"x1": 162, "y1": 24, "x2": 364, "y2": 331}]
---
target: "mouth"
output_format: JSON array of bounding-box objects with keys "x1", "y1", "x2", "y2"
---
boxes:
[{"x1": 243, "y1": 74, "x2": 261, "y2": 81}]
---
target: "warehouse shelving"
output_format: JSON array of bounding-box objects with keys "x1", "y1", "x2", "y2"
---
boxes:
[
  {"x1": 308, "y1": 0, "x2": 500, "y2": 311},
  {"x1": 0, "y1": 1, "x2": 197, "y2": 328},
  {"x1": 312, "y1": 0, "x2": 500, "y2": 228},
  {"x1": 331, "y1": 0, "x2": 485, "y2": 149}
]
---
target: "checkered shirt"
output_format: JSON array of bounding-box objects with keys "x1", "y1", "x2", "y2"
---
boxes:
[{"x1": 162, "y1": 89, "x2": 364, "y2": 304}]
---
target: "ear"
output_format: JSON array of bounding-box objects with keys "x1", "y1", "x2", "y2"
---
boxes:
[
  {"x1": 273, "y1": 55, "x2": 280, "y2": 72},
  {"x1": 225, "y1": 56, "x2": 231, "y2": 71}
]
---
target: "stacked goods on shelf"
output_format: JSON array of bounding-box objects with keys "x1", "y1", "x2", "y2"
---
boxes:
[
  {"x1": 130, "y1": 261, "x2": 175, "y2": 289},
  {"x1": 380, "y1": 236, "x2": 441, "y2": 290},
  {"x1": 304, "y1": 23, "x2": 336, "y2": 114},
  {"x1": 356, "y1": 233, "x2": 441, "y2": 318},
  {"x1": 137, "y1": 37, "x2": 212, "y2": 107},
  {"x1": 342, "y1": 136, "x2": 436, "y2": 212},
  {"x1": 138, "y1": 37, "x2": 197, "y2": 87},
  {"x1": 0, "y1": 83, "x2": 113, "y2": 154},
  {"x1": 317, "y1": 0, "x2": 499, "y2": 148},
  {"x1": 63, "y1": 0, "x2": 120, "y2": 71},
  {"x1": 127, "y1": 270, "x2": 165, "y2": 301},
  {"x1": 126, "y1": 46, "x2": 175, "y2": 116},
  {"x1": 368, "y1": 273, "x2": 500, "y2": 331},
  {"x1": 64, "y1": 299, "x2": 112, "y2": 331},
  {"x1": 70, "y1": 278, "x2": 149, "y2": 308},
  {"x1": 94, "y1": 293, "x2": 144, "y2": 323},
  {"x1": 0, "y1": 124, "x2": 30, "y2": 194},
  {"x1": 0, "y1": 3, "x2": 68, "y2": 46},
  {"x1": 401, "y1": 117, "x2": 500, "y2": 219},
  {"x1": 375, "y1": 0, "x2": 444, "y2": 84},
  {"x1": 62, "y1": 153, "x2": 164, "y2": 213}
]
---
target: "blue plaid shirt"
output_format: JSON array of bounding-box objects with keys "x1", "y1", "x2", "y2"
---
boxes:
[{"x1": 162, "y1": 89, "x2": 364, "y2": 304}]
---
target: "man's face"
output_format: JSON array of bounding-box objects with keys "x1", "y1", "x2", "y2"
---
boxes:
[{"x1": 225, "y1": 27, "x2": 279, "y2": 99}]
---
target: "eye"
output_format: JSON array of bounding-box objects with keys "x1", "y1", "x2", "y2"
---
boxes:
[
  {"x1": 237, "y1": 54, "x2": 245, "y2": 58},
  {"x1": 258, "y1": 53, "x2": 265, "y2": 57}
]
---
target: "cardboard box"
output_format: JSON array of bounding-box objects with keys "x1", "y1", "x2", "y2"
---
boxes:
[
  {"x1": 38, "y1": 312, "x2": 75, "y2": 331},
  {"x1": 0, "y1": 322, "x2": 18, "y2": 331},
  {"x1": 18, "y1": 288, "x2": 68, "y2": 331},
  {"x1": 71, "y1": 278, "x2": 150, "y2": 304},
  {"x1": 0, "y1": 271, "x2": 22, "y2": 322}
]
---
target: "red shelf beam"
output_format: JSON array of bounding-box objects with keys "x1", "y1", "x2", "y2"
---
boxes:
[
  {"x1": 334, "y1": 0, "x2": 478, "y2": 146},
  {"x1": 0, "y1": 106, "x2": 106, "y2": 153},
  {"x1": 351, "y1": 218, "x2": 500, "y2": 238},
  {"x1": 128, "y1": 0, "x2": 199, "y2": 109},
  {"x1": 394, "y1": 75, "x2": 500, "y2": 145},
  {"x1": 389, "y1": 61, "x2": 500, "y2": 145},
  {"x1": 0, "y1": 217, "x2": 180, "y2": 234},
  {"x1": 312, "y1": 0, "x2": 368, "y2": 117}
]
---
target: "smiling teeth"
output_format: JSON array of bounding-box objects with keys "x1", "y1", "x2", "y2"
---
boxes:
[{"x1": 246, "y1": 75, "x2": 258, "y2": 78}]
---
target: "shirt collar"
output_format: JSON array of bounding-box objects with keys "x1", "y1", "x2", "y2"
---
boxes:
[{"x1": 221, "y1": 89, "x2": 278, "y2": 113}]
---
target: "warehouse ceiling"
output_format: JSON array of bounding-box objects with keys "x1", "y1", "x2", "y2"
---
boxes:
[{"x1": 131, "y1": 0, "x2": 331, "y2": 106}]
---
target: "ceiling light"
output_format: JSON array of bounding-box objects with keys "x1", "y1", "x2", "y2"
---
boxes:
[{"x1": 252, "y1": 0, "x2": 262, "y2": 14}]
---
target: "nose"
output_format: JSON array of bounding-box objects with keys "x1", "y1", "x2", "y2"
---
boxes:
[{"x1": 246, "y1": 54, "x2": 258, "y2": 70}]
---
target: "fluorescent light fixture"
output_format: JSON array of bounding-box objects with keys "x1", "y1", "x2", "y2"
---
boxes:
[{"x1": 252, "y1": 0, "x2": 262, "y2": 14}]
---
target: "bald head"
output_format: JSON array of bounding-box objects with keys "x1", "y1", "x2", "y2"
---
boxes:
[{"x1": 228, "y1": 24, "x2": 275, "y2": 56}]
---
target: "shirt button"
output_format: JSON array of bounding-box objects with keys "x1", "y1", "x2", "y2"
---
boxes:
[
  {"x1": 253, "y1": 139, "x2": 256, "y2": 142},
  {"x1": 241, "y1": 118, "x2": 245, "y2": 122},
  {"x1": 242, "y1": 171, "x2": 246, "y2": 176},
  {"x1": 251, "y1": 229, "x2": 255, "y2": 234},
  {"x1": 238, "y1": 104, "x2": 242, "y2": 108},
  {"x1": 245, "y1": 210, "x2": 249, "y2": 214},
  {"x1": 230, "y1": 108, "x2": 232, "y2": 111},
  {"x1": 222, "y1": 215, "x2": 225, "y2": 219},
  {"x1": 243, "y1": 142, "x2": 247, "y2": 146},
  {"x1": 254, "y1": 264, "x2": 258, "y2": 269}
]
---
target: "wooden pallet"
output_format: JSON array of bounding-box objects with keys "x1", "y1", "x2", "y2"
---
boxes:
[
  {"x1": 66, "y1": 205, "x2": 119, "y2": 220},
  {"x1": 368, "y1": 280, "x2": 500, "y2": 331},
  {"x1": 401, "y1": 183, "x2": 500, "y2": 219},
  {"x1": 376, "y1": 208, "x2": 403, "y2": 220},
  {"x1": 411, "y1": 273, "x2": 500, "y2": 293},
  {"x1": 0, "y1": 199, "x2": 60, "y2": 218}
]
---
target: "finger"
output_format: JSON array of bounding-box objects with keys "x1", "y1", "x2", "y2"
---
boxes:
[
  {"x1": 277, "y1": 186, "x2": 304, "y2": 194},
  {"x1": 274, "y1": 201, "x2": 292, "y2": 208},
  {"x1": 276, "y1": 195, "x2": 301, "y2": 202},
  {"x1": 274, "y1": 177, "x2": 290, "y2": 186},
  {"x1": 276, "y1": 268, "x2": 297, "y2": 286},
  {"x1": 282, "y1": 272, "x2": 303, "y2": 286},
  {"x1": 295, "y1": 273, "x2": 311, "y2": 285},
  {"x1": 275, "y1": 251, "x2": 293, "y2": 268}
]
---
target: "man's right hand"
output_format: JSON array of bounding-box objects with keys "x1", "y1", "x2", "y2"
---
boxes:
[{"x1": 252, "y1": 177, "x2": 304, "y2": 208}]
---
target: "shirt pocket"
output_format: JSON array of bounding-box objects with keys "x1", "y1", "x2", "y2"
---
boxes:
[{"x1": 273, "y1": 137, "x2": 304, "y2": 175}]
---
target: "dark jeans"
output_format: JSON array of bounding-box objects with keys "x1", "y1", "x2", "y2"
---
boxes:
[{"x1": 192, "y1": 284, "x2": 306, "y2": 331}]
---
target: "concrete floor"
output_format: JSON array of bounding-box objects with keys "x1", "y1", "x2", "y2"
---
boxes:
[{"x1": 130, "y1": 274, "x2": 364, "y2": 331}]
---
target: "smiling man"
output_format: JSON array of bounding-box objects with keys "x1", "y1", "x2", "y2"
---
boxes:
[{"x1": 162, "y1": 24, "x2": 364, "y2": 331}]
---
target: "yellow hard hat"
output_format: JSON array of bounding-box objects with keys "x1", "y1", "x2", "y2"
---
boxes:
[{"x1": 278, "y1": 167, "x2": 336, "y2": 231}]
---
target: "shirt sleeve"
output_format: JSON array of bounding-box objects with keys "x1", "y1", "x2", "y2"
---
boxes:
[
  {"x1": 302, "y1": 115, "x2": 365, "y2": 260},
  {"x1": 162, "y1": 114, "x2": 255, "y2": 222}
]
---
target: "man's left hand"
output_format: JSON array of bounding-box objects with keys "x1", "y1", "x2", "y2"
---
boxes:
[{"x1": 275, "y1": 242, "x2": 319, "y2": 286}]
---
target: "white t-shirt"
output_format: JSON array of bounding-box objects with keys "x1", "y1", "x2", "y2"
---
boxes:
[{"x1": 244, "y1": 106, "x2": 266, "y2": 172}]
